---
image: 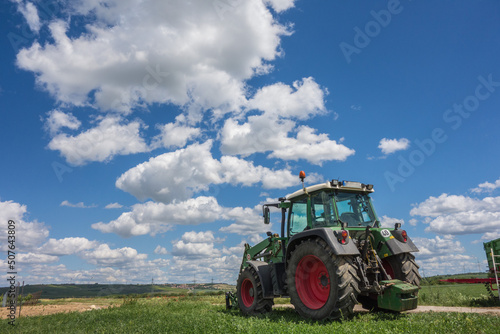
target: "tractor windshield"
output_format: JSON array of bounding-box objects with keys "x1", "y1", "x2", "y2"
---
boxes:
[
  {"x1": 310, "y1": 191, "x2": 378, "y2": 228},
  {"x1": 334, "y1": 192, "x2": 378, "y2": 227}
]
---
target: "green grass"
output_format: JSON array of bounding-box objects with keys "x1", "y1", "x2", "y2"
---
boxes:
[
  {"x1": 2, "y1": 283, "x2": 499, "y2": 333},
  {"x1": 2, "y1": 296, "x2": 500, "y2": 333}
]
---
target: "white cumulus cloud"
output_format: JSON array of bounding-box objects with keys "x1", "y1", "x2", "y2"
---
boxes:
[
  {"x1": 220, "y1": 117, "x2": 354, "y2": 165},
  {"x1": 15, "y1": 1, "x2": 41, "y2": 33},
  {"x1": 379, "y1": 215, "x2": 404, "y2": 228},
  {"x1": 171, "y1": 240, "x2": 220, "y2": 258},
  {"x1": 413, "y1": 236, "x2": 465, "y2": 260},
  {"x1": 248, "y1": 77, "x2": 327, "y2": 120},
  {"x1": 48, "y1": 116, "x2": 150, "y2": 165},
  {"x1": 412, "y1": 236, "x2": 475, "y2": 276},
  {"x1": 268, "y1": 126, "x2": 355, "y2": 164},
  {"x1": 471, "y1": 177, "x2": 500, "y2": 194},
  {"x1": 38, "y1": 237, "x2": 99, "y2": 256},
  {"x1": 265, "y1": 0, "x2": 295, "y2": 12},
  {"x1": 410, "y1": 193, "x2": 500, "y2": 235},
  {"x1": 16, "y1": 0, "x2": 293, "y2": 117},
  {"x1": 44, "y1": 109, "x2": 81, "y2": 135},
  {"x1": 105, "y1": 202, "x2": 123, "y2": 209},
  {"x1": 154, "y1": 245, "x2": 168, "y2": 255},
  {"x1": 60, "y1": 200, "x2": 96, "y2": 208},
  {"x1": 181, "y1": 231, "x2": 219, "y2": 243},
  {"x1": 92, "y1": 196, "x2": 225, "y2": 238},
  {"x1": 115, "y1": 141, "x2": 300, "y2": 204},
  {"x1": 220, "y1": 206, "x2": 270, "y2": 237},
  {"x1": 219, "y1": 77, "x2": 354, "y2": 164},
  {"x1": 17, "y1": 252, "x2": 59, "y2": 264},
  {"x1": 151, "y1": 121, "x2": 201, "y2": 149},
  {"x1": 93, "y1": 196, "x2": 275, "y2": 240},
  {"x1": 0, "y1": 200, "x2": 50, "y2": 252},
  {"x1": 82, "y1": 244, "x2": 148, "y2": 267},
  {"x1": 378, "y1": 138, "x2": 410, "y2": 155},
  {"x1": 480, "y1": 231, "x2": 500, "y2": 242}
]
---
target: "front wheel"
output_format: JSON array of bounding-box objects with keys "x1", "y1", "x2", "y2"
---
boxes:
[
  {"x1": 236, "y1": 266, "x2": 273, "y2": 315},
  {"x1": 286, "y1": 238, "x2": 360, "y2": 320},
  {"x1": 382, "y1": 253, "x2": 421, "y2": 287}
]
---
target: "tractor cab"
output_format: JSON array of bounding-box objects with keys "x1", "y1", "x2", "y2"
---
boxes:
[{"x1": 286, "y1": 180, "x2": 378, "y2": 236}]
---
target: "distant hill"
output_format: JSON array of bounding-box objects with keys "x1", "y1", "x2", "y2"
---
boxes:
[{"x1": 0, "y1": 283, "x2": 236, "y2": 300}]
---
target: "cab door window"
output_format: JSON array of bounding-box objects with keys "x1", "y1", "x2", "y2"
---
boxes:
[
  {"x1": 311, "y1": 191, "x2": 337, "y2": 227},
  {"x1": 289, "y1": 199, "x2": 308, "y2": 236}
]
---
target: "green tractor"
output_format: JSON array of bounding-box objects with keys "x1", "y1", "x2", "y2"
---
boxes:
[{"x1": 227, "y1": 171, "x2": 421, "y2": 320}]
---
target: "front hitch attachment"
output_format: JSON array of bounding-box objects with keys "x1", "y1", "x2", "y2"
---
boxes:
[
  {"x1": 377, "y1": 280, "x2": 418, "y2": 311},
  {"x1": 225, "y1": 292, "x2": 237, "y2": 310}
]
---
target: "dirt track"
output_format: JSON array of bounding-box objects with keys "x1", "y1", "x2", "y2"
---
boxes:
[
  {"x1": 1, "y1": 302, "x2": 118, "y2": 318},
  {"x1": 400, "y1": 305, "x2": 500, "y2": 315},
  {"x1": 274, "y1": 304, "x2": 500, "y2": 315}
]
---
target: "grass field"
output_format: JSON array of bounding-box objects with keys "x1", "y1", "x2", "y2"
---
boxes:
[
  {"x1": 1, "y1": 295, "x2": 499, "y2": 333},
  {"x1": 2, "y1": 281, "x2": 499, "y2": 333},
  {"x1": 419, "y1": 283, "x2": 499, "y2": 307}
]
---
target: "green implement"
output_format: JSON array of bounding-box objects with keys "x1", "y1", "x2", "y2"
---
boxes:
[{"x1": 484, "y1": 238, "x2": 500, "y2": 275}]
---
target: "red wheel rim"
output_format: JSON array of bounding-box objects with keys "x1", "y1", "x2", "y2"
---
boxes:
[
  {"x1": 241, "y1": 278, "x2": 254, "y2": 307},
  {"x1": 382, "y1": 259, "x2": 395, "y2": 279},
  {"x1": 295, "y1": 255, "x2": 330, "y2": 309}
]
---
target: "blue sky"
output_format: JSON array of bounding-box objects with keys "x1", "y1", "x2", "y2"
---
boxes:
[{"x1": 1, "y1": 0, "x2": 500, "y2": 285}]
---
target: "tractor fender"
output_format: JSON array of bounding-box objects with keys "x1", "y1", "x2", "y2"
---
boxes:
[
  {"x1": 286, "y1": 228, "x2": 360, "y2": 262},
  {"x1": 245, "y1": 260, "x2": 274, "y2": 299},
  {"x1": 384, "y1": 236, "x2": 419, "y2": 255}
]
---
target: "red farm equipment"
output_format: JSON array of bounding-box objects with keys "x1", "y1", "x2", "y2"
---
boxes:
[{"x1": 440, "y1": 237, "x2": 500, "y2": 301}]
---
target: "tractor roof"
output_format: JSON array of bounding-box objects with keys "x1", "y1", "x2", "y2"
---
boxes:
[{"x1": 286, "y1": 180, "x2": 374, "y2": 201}]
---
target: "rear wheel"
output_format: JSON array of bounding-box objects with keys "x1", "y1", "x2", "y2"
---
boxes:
[
  {"x1": 286, "y1": 238, "x2": 360, "y2": 320},
  {"x1": 359, "y1": 253, "x2": 421, "y2": 311},
  {"x1": 236, "y1": 266, "x2": 273, "y2": 315},
  {"x1": 382, "y1": 253, "x2": 421, "y2": 287}
]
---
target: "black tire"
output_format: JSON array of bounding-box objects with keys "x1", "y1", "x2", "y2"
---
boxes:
[
  {"x1": 382, "y1": 253, "x2": 421, "y2": 287},
  {"x1": 236, "y1": 266, "x2": 273, "y2": 315},
  {"x1": 286, "y1": 238, "x2": 360, "y2": 320}
]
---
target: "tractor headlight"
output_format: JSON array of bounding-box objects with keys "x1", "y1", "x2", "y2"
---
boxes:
[{"x1": 342, "y1": 181, "x2": 362, "y2": 189}]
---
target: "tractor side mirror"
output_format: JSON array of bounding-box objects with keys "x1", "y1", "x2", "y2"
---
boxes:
[{"x1": 263, "y1": 206, "x2": 270, "y2": 224}]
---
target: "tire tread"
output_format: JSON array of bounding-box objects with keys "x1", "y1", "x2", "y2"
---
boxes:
[
  {"x1": 236, "y1": 266, "x2": 274, "y2": 315},
  {"x1": 287, "y1": 238, "x2": 360, "y2": 320}
]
